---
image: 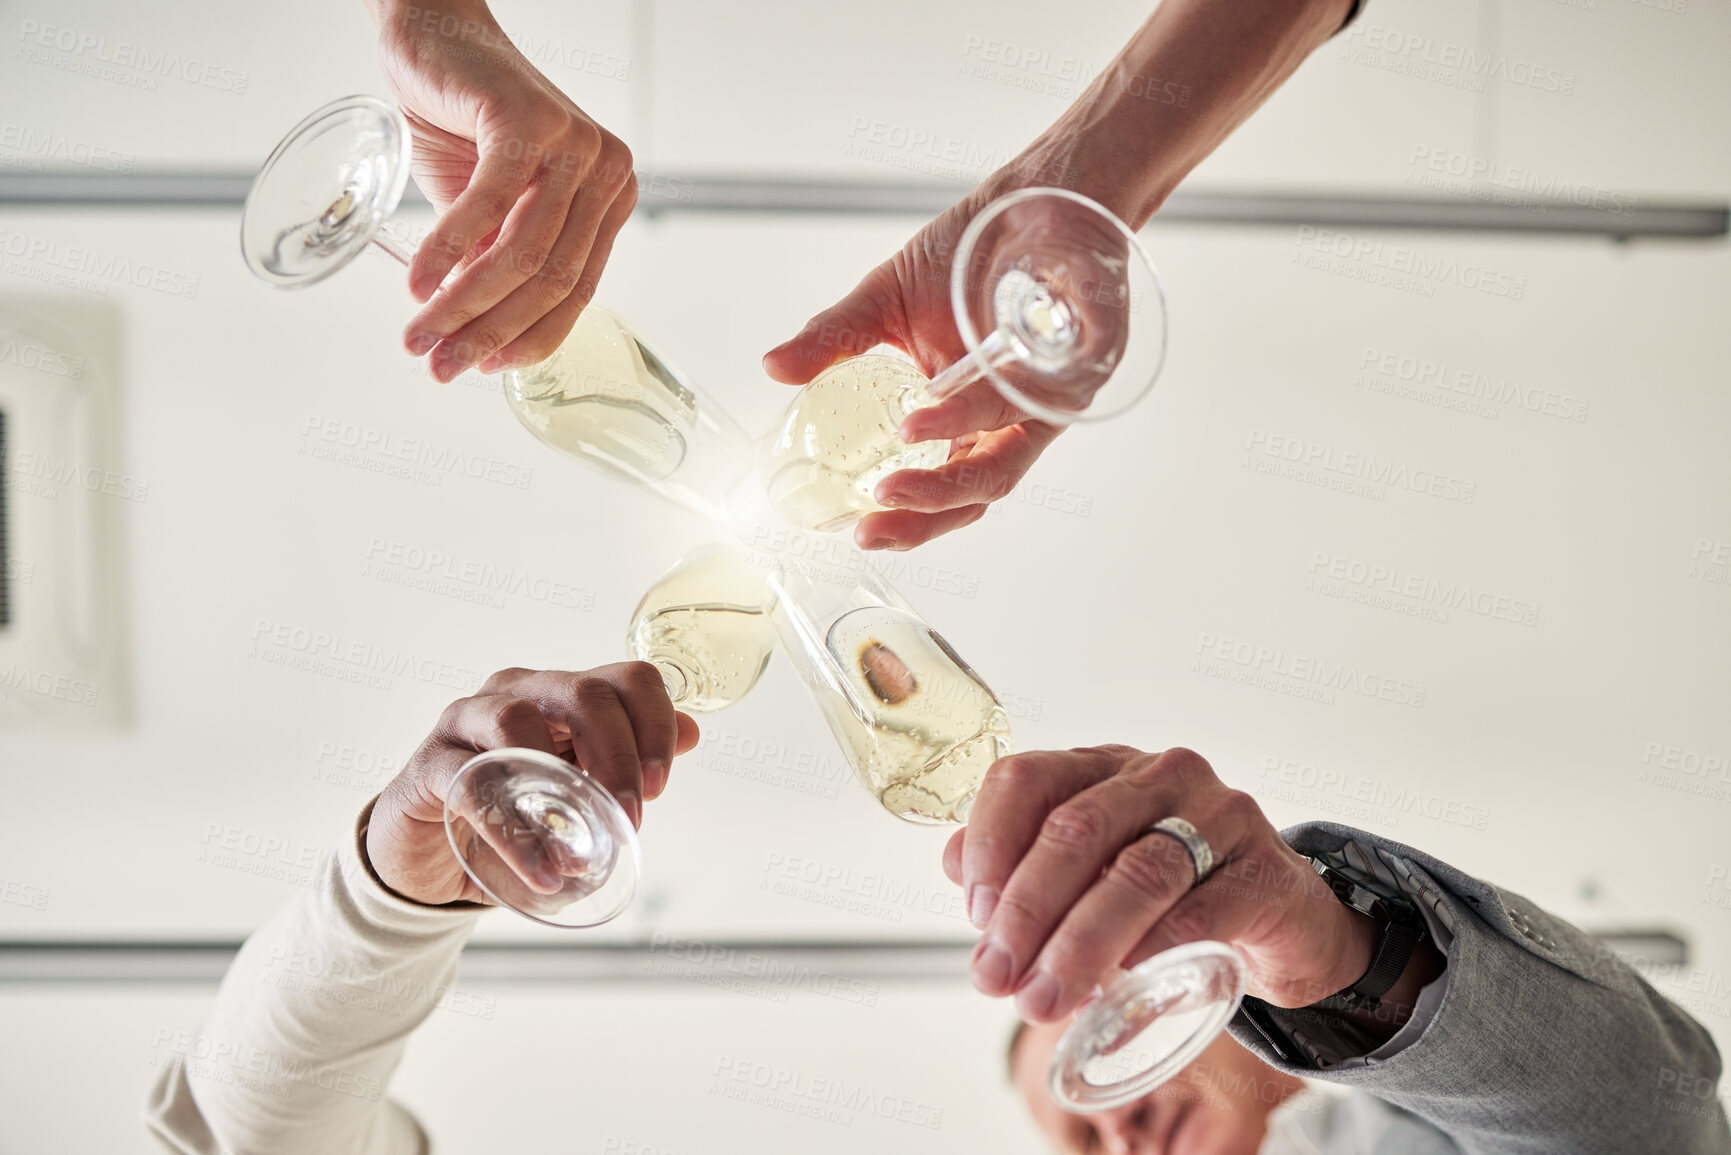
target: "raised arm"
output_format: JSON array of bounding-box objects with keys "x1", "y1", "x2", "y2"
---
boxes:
[
  {"x1": 1245, "y1": 821, "x2": 1731, "y2": 1155},
  {"x1": 948, "y1": 745, "x2": 1730, "y2": 1154},
  {"x1": 765, "y1": 0, "x2": 1358, "y2": 550},
  {"x1": 146, "y1": 664, "x2": 699, "y2": 1154}
]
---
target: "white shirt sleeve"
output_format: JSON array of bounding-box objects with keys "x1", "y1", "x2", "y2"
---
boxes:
[{"x1": 144, "y1": 800, "x2": 483, "y2": 1155}]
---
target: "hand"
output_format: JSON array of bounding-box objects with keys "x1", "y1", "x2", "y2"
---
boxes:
[
  {"x1": 942, "y1": 745, "x2": 1380, "y2": 1022},
  {"x1": 366, "y1": 664, "x2": 699, "y2": 906},
  {"x1": 762, "y1": 177, "x2": 1072, "y2": 551},
  {"x1": 371, "y1": 0, "x2": 637, "y2": 382}
]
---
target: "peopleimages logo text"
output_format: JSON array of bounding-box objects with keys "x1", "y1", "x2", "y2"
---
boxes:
[
  {"x1": 1194, "y1": 632, "x2": 1426, "y2": 708},
  {"x1": 1357, "y1": 346, "x2": 1588, "y2": 423},
  {"x1": 16, "y1": 19, "x2": 250, "y2": 93},
  {"x1": 1244, "y1": 429, "x2": 1477, "y2": 504},
  {"x1": 1295, "y1": 227, "x2": 1526, "y2": 300}
]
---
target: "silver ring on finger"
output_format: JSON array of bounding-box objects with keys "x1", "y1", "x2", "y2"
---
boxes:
[{"x1": 1143, "y1": 817, "x2": 1215, "y2": 888}]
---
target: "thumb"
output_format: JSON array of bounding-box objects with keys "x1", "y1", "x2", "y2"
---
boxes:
[{"x1": 763, "y1": 268, "x2": 896, "y2": 385}]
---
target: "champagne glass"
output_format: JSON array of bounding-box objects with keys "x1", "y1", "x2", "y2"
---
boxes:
[
  {"x1": 760, "y1": 188, "x2": 1168, "y2": 532},
  {"x1": 1048, "y1": 942, "x2": 1248, "y2": 1113},
  {"x1": 442, "y1": 747, "x2": 641, "y2": 928},
  {"x1": 240, "y1": 94, "x2": 754, "y2": 521},
  {"x1": 626, "y1": 540, "x2": 779, "y2": 712},
  {"x1": 759, "y1": 349, "x2": 951, "y2": 534},
  {"x1": 763, "y1": 556, "x2": 1011, "y2": 824}
]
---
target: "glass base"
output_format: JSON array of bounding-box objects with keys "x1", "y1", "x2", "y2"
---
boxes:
[
  {"x1": 948, "y1": 187, "x2": 1167, "y2": 425},
  {"x1": 443, "y1": 748, "x2": 641, "y2": 928},
  {"x1": 1049, "y1": 941, "x2": 1246, "y2": 1113},
  {"x1": 241, "y1": 95, "x2": 411, "y2": 288}
]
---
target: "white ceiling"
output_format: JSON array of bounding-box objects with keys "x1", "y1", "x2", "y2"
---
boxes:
[{"x1": 0, "y1": 0, "x2": 1727, "y2": 1151}]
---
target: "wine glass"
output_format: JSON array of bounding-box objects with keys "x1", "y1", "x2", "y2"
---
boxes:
[
  {"x1": 442, "y1": 747, "x2": 641, "y2": 928},
  {"x1": 758, "y1": 348, "x2": 952, "y2": 534},
  {"x1": 940, "y1": 186, "x2": 1166, "y2": 422},
  {"x1": 240, "y1": 94, "x2": 754, "y2": 522},
  {"x1": 760, "y1": 188, "x2": 1168, "y2": 532},
  {"x1": 760, "y1": 552, "x2": 1011, "y2": 825},
  {"x1": 626, "y1": 540, "x2": 779, "y2": 712},
  {"x1": 1048, "y1": 941, "x2": 1248, "y2": 1113}
]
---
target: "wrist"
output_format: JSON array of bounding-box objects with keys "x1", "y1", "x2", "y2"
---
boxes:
[
  {"x1": 372, "y1": 0, "x2": 505, "y2": 50},
  {"x1": 1323, "y1": 902, "x2": 1382, "y2": 1003},
  {"x1": 985, "y1": 95, "x2": 1178, "y2": 229}
]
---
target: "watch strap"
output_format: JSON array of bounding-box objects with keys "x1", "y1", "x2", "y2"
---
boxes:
[{"x1": 1311, "y1": 858, "x2": 1427, "y2": 1011}]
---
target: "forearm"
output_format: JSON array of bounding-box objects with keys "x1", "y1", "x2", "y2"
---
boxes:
[
  {"x1": 1234, "y1": 825, "x2": 1731, "y2": 1155},
  {"x1": 996, "y1": 0, "x2": 1354, "y2": 225},
  {"x1": 364, "y1": 0, "x2": 496, "y2": 34},
  {"x1": 145, "y1": 803, "x2": 482, "y2": 1155},
  {"x1": 364, "y1": 0, "x2": 515, "y2": 67}
]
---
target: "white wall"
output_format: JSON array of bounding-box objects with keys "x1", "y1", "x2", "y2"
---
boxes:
[{"x1": 0, "y1": 0, "x2": 1727, "y2": 1151}]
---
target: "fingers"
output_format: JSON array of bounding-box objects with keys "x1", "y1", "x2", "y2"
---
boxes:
[
  {"x1": 942, "y1": 827, "x2": 967, "y2": 886},
  {"x1": 960, "y1": 748, "x2": 1133, "y2": 934},
  {"x1": 873, "y1": 422, "x2": 1060, "y2": 514},
  {"x1": 762, "y1": 266, "x2": 894, "y2": 385},
  {"x1": 405, "y1": 122, "x2": 635, "y2": 381},
  {"x1": 429, "y1": 164, "x2": 631, "y2": 380},
  {"x1": 899, "y1": 378, "x2": 1037, "y2": 444},
  {"x1": 968, "y1": 748, "x2": 1213, "y2": 1008},
  {"x1": 594, "y1": 661, "x2": 682, "y2": 802},
  {"x1": 852, "y1": 504, "x2": 987, "y2": 552},
  {"x1": 399, "y1": 692, "x2": 563, "y2": 822},
  {"x1": 1118, "y1": 873, "x2": 1262, "y2": 979},
  {"x1": 464, "y1": 664, "x2": 692, "y2": 823},
  {"x1": 407, "y1": 142, "x2": 532, "y2": 304},
  {"x1": 485, "y1": 175, "x2": 637, "y2": 371},
  {"x1": 414, "y1": 177, "x2": 580, "y2": 380},
  {"x1": 1013, "y1": 795, "x2": 1260, "y2": 1022},
  {"x1": 416, "y1": 694, "x2": 568, "y2": 895}
]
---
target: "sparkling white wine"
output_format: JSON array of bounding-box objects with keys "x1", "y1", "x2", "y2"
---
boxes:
[
  {"x1": 503, "y1": 306, "x2": 751, "y2": 519},
  {"x1": 626, "y1": 543, "x2": 777, "y2": 712},
  {"x1": 812, "y1": 605, "x2": 1011, "y2": 823},
  {"x1": 759, "y1": 354, "x2": 949, "y2": 533}
]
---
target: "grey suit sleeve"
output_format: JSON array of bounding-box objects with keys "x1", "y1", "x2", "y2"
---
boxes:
[{"x1": 1228, "y1": 822, "x2": 1731, "y2": 1155}]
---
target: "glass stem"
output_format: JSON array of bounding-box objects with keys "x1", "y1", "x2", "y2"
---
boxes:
[
  {"x1": 920, "y1": 329, "x2": 1016, "y2": 406},
  {"x1": 369, "y1": 217, "x2": 416, "y2": 267}
]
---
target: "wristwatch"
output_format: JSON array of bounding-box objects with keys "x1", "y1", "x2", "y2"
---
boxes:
[
  {"x1": 1310, "y1": 857, "x2": 1428, "y2": 1012},
  {"x1": 1231, "y1": 857, "x2": 1430, "y2": 1068}
]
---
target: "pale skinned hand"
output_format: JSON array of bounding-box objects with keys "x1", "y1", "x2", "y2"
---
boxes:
[
  {"x1": 762, "y1": 181, "x2": 1066, "y2": 552},
  {"x1": 371, "y1": 0, "x2": 637, "y2": 382},
  {"x1": 942, "y1": 745, "x2": 1380, "y2": 1022},
  {"x1": 366, "y1": 664, "x2": 699, "y2": 907}
]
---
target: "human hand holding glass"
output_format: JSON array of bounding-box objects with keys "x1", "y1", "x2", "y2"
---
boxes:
[
  {"x1": 242, "y1": 95, "x2": 753, "y2": 521},
  {"x1": 365, "y1": 0, "x2": 638, "y2": 381},
  {"x1": 365, "y1": 665, "x2": 697, "y2": 927},
  {"x1": 761, "y1": 185, "x2": 1166, "y2": 550},
  {"x1": 946, "y1": 745, "x2": 1384, "y2": 1111}
]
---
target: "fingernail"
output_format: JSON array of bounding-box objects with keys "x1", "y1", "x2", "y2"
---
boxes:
[
  {"x1": 406, "y1": 332, "x2": 437, "y2": 356},
  {"x1": 477, "y1": 355, "x2": 504, "y2": 373},
  {"x1": 1016, "y1": 971, "x2": 1061, "y2": 1020},
  {"x1": 968, "y1": 885, "x2": 999, "y2": 930},
  {"x1": 873, "y1": 483, "x2": 902, "y2": 507},
  {"x1": 972, "y1": 938, "x2": 1013, "y2": 993},
  {"x1": 529, "y1": 860, "x2": 565, "y2": 893},
  {"x1": 618, "y1": 791, "x2": 642, "y2": 828},
  {"x1": 430, "y1": 348, "x2": 465, "y2": 382},
  {"x1": 409, "y1": 269, "x2": 441, "y2": 300},
  {"x1": 642, "y1": 759, "x2": 669, "y2": 796},
  {"x1": 856, "y1": 531, "x2": 892, "y2": 550}
]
